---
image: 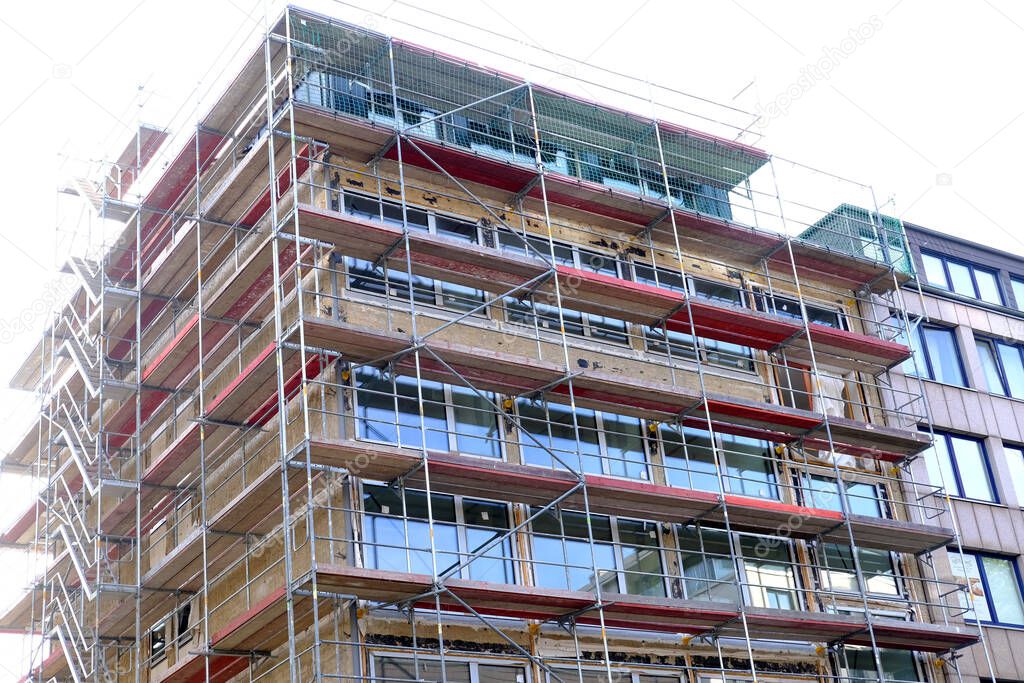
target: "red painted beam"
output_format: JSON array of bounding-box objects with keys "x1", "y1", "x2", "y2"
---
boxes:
[
  {"x1": 108, "y1": 129, "x2": 225, "y2": 282},
  {"x1": 237, "y1": 143, "x2": 315, "y2": 228}
]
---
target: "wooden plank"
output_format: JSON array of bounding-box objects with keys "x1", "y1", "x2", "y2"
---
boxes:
[{"x1": 293, "y1": 204, "x2": 908, "y2": 370}]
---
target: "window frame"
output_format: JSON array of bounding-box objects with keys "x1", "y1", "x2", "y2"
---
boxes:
[
  {"x1": 753, "y1": 289, "x2": 848, "y2": 330},
  {"x1": 920, "y1": 249, "x2": 1004, "y2": 305},
  {"x1": 673, "y1": 525, "x2": 802, "y2": 610},
  {"x1": 799, "y1": 473, "x2": 888, "y2": 518},
  {"x1": 925, "y1": 431, "x2": 998, "y2": 503},
  {"x1": 976, "y1": 336, "x2": 1024, "y2": 398},
  {"x1": 149, "y1": 619, "x2": 168, "y2": 663},
  {"x1": 528, "y1": 507, "x2": 669, "y2": 597},
  {"x1": 630, "y1": 263, "x2": 756, "y2": 371},
  {"x1": 657, "y1": 424, "x2": 780, "y2": 500},
  {"x1": 352, "y1": 368, "x2": 506, "y2": 459},
  {"x1": 1003, "y1": 443, "x2": 1024, "y2": 505},
  {"x1": 1011, "y1": 275, "x2": 1024, "y2": 311},
  {"x1": 370, "y1": 653, "x2": 532, "y2": 683},
  {"x1": 816, "y1": 542, "x2": 902, "y2": 598},
  {"x1": 904, "y1": 319, "x2": 968, "y2": 387},
  {"x1": 360, "y1": 482, "x2": 517, "y2": 584},
  {"x1": 498, "y1": 229, "x2": 630, "y2": 345},
  {"x1": 341, "y1": 191, "x2": 491, "y2": 315},
  {"x1": 949, "y1": 549, "x2": 1024, "y2": 627},
  {"x1": 514, "y1": 397, "x2": 651, "y2": 481}
]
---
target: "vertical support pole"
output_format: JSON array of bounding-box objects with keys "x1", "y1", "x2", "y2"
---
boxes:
[
  {"x1": 263, "y1": 8, "x2": 301, "y2": 681},
  {"x1": 283, "y1": 9, "x2": 326, "y2": 678},
  {"x1": 524, "y1": 81, "x2": 615, "y2": 683},
  {"x1": 768, "y1": 157, "x2": 886, "y2": 683},
  {"x1": 649, "y1": 116, "x2": 759, "y2": 683},
  {"x1": 385, "y1": 34, "x2": 449, "y2": 683}
]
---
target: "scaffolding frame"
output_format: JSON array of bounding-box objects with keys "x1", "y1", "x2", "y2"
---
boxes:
[{"x1": 0, "y1": 6, "x2": 1000, "y2": 683}]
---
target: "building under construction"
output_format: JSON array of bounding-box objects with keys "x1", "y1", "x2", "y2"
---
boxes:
[{"x1": 0, "y1": 5, "x2": 997, "y2": 683}]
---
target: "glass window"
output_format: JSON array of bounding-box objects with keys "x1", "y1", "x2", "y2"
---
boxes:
[
  {"x1": 1003, "y1": 444, "x2": 1024, "y2": 504},
  {"x1": 920, "y1": 250, "x2": 1003, "y2": 305},
  {"x1": 820, "y1": 544, "x2": 898, "y2": 595},
  {"x1": 975, "y1": 269, "x2": 1002, "y2": 304},
  {"x1": 659, "y1": 427, "x2": 778, "y2": 500},
  {"x1": 977, "y1": 339, "x2": 1006, "y2": 395},
  {"x1": 644, "y1": 327, "x2": 754, "y2": 372},
  {"x1": 921, "y1": 252, "x2": 948, "y2": 289},
  {"x1": 946, "y1": 260, "x2": 974, "y2": 297},
  {"x1": 721, "y1": 434, "x2": 777, "y2": 500},
  {"x1": 998, "y1": 342, "x2": 1024, "y2": 399},
  {"x1": 948, "y1": 551, "x2": 1024, "y2": 626},
  {"x1": 737, "y1": 534, "x2": 799, "y2": 609},
  {"x1": 516, "y1": 399, "x2": 649, "y2": 480},
  {"x1": 758, "y1": 292, "x2": 845, "y2": 329},
  {"x1": 374, "y1": 656, "x2": 526, "y2": 683},
  {"x1": 354, "y1": 369, "x2": 502, "y2": 458},
  {"x1": 977, "y1": 338, "x2": 1024, "y2": 398},
  {"x1": 921, "y1": 326, "x2": 966, "y2": 385},
  {"x1": 677, "y1": 526, "x2": 738, "y2": 604},
  {"x1": 362, "y1": 485, "x2": 513, "y2": 583},
  {"x1": 1012, "y1": 277, "x2": 1024, "y2": 310},
  {"x1": 531, "y1": 509, "x2": 665, "y2": 597},
  {"x1": 660, "y1": 425, "x2": 719, "y2": 493},
  {"x1": 902, "y1": 322, "x2": 966, "y2": 386},
  {"x1": 449, "y1": 384, "x2": 502, "y2": 458},
  {"x1": 922, "y1": 432, "x2": 996, "y2": 502},
  {"x1": 842, "y1": 647, "x2": 921, "y2": 683},
  {"x1": 802, "y1": 475, "x2": 883, "y2": 517},
  {"x1": 677, "y1": 527, "x2": 798, "y2": 609}
]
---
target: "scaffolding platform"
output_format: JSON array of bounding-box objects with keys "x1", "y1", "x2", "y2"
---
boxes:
[
  {"x1": 307, "y1": 439, "x2": 952, "y2": 554},
  {"x1": 293, "y1": 205, "x2": 910, "y2": 371},
  {"x1": 301, "y1": 316, "x2": 929, "y2": 460}
]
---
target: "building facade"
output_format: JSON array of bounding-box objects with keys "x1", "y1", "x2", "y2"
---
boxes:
[
  {"x1": 896, "y1": 223, "x2": 1024, "y2": 683},
  {"x1": 0, "y1": 7, "x2": 1002, "y2": 683}
]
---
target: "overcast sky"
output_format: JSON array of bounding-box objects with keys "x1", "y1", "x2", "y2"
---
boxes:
[{"x1": 0, "y1": 0, "x2": 1022, "y2": 676}]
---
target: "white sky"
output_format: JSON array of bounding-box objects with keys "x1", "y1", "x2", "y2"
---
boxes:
[{"x1": 0, "y1": 0, "x2": 1022, "y2": 677}]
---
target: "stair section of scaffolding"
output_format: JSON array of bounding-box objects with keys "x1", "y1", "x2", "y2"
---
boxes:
[
  {"x1": 291, "y1": 204, "x2": 910, "y2": 373},
  {"x1": 0, "y1": 227, "x2": 311, "y2": 552},
  {"x1": 300, "y1": 315, "x2": 930, "y2": 461}
]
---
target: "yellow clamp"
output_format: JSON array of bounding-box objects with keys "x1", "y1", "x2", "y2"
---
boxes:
[
  {"x1": 341, "y1": 369, "x2": 351, "y2": 382},
  {"x1": 502, "y1": 398, "x2": 514, "y2": 411}
]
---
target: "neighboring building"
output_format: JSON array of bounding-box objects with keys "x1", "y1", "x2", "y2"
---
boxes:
[
  {"x1": 0, "y1": 7, "x2": 1000, "y2": 683},
  {"x1": 893, "y1": 223, "x2": 1024, "y2": 683}
]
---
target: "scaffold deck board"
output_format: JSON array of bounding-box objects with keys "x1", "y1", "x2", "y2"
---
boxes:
[
  {"x1": 108, "y1": 129, "x2": 226, "y2": 282},
  {"x1": 292, "y1": 204, "x2": 909, "y2": 370},
  {"x1": 302, "y1": 316, "x2": 928, "y2": 460},
  {"x1": 209, "y1": 585, "x2": 316, "y2": 653},
  {"x1": 0, "y1": 583, "x2": 40, "y2": 633},
  {"x1": 303, "y1": 564, "x2": 978, "y2": 651},
  {"x1": 306, "y1": 438, "x2": 950, "y2": 553},
  {"x1": 853, "y1": 618, "x2": 979, "y2": 652},
  {"x1": 155, "y1": 650, "x2": 249, "y2": 683},
  {"x1": 292, "y1": 102, "x2": 395, "y2": 162}
]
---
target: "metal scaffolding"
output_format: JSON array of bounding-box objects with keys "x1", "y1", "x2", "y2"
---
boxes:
[{"x1": 0, "y1": 6, "x2": 1000, "y2": 683}]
